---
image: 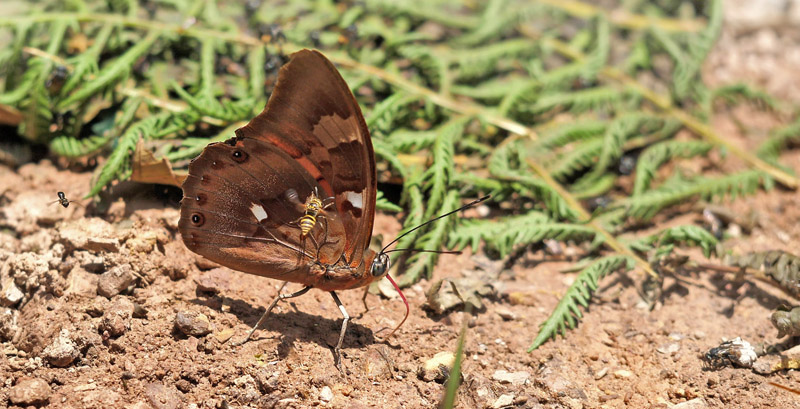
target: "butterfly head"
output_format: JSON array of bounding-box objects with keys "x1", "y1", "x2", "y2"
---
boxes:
[{"x1": 370, "y1": 251, "x2": 391, "y2": 278}]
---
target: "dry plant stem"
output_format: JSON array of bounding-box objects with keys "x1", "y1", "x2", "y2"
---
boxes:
[
  {"x1": 330, "y1": 55, "x2": 537, "y2": 139},
  {"x1": 532, "y1": 29, "x2": 800, "y2": 190},
  {"x1": 523, "y1": 156, "x2": 659, "y2": 278},
  {"x1": 696, "y1": 262, "x2": 798, "y2": 299},
  {"x1": 22, "y1": 46, "x2": 68, "y2": 66},
  {"x1": 536, "y1": 0, "x2": 706, "y2": 33}
]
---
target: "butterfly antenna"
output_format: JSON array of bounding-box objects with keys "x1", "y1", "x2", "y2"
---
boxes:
[
  {"x1": 380, "y1": 195, "x2": 490, "y2": 254},
  {"x1": 376, "y1": 274, "x2": 409, "y2": 340},
  {"x1": 376, "y1": 195, "x2": 490, "y2": 340},
  {"x1": 383, "y1": 248, "x2": 461, "y2": 255}
]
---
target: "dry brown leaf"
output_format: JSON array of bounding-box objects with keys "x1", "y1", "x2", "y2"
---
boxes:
[{"x1": 131, "y1": 138, "x2": 186, "y2": 187}]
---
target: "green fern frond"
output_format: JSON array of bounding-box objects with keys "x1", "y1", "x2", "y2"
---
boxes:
[
  {"x1": 61, "y1": 24, "x2": 113, "y2": 96},
  {"x1": 451, "y1": 214, "x2": 597, "y2": 258},
  {"x1": 525, "y1": 86, "x2": 632, "y2": 117},
  {"x1": 383, "y1": 127, "x2": 438, "y2": 152},
  {"x1": 630, "y1": 225, "x2": 718, "y2": 258},
  {"x1": 757, "y1": 117, "x2": 800, "y2": 162},
  {"x1": 622, "y1": 170, "x2": 769, "y2": 221},
  {"x1": 397, "y1": 190, "x2": 460, "y2": 286},
  {"x1": 497, "y1": 79, "x2": 540, "y2": 117},
  {"x1": 363, "y1": 0, "x2": 478, "y2": 30},
  {"x1": 88, "y1": 110, "x2": 199, "y2": 196},
  {"x1": 673, "y1": 0, "x2": 722, "y2": 99},
  {"x1": 422, "y1": 119, "x2": 465, "y2": 218},
  {"x1": 367, "y1": 92, "x2": 420, "y2": 134},
  {"x1": 396, "y1": 44, "x2": 448, "y2": 90},
  {"x1": 456, "y1": 0, "x2": 541, "y2": 46},
  {"x1": 569, "y1": 173, "x2": 616, "y2": 199},
  {"x1": 536, "y1": 119, "x2": 608, "y2": 149},
  {"x1": 547, "y1": 137, "x2": 604, "y2": 181},
  {"x1": 50, "y1": 134, "x2": 114, "y2": 158},
  {"x1": 590, "y1": 114, "x2": 663, "y2": 179},
  {"x1": 376, "y1": 190, "x2": 402, "y2": 212},
  {"x1": 449, "y1": 211, "x2": 550, "y2": 253},
  {"x1": 165, "y1": 123, "x2": 240, "y2": 162},
  {"x1": 451, "y1": 77, "x2": 532, "y2": 102},
  {"x1": 633, "y1": 140, "x2": 713, "y2": 195},
  {"x1": 580, "y1": 16, "x2": 610, "y2": 82},
  {"x1": 171, "y1": 84, "x2": 254, "y2": 122},
  {"x1": 710, "y1": 83, "x2": 781, "y2": 112},
  {"x1": 528, "y1": 255, "x2": 634, "y2": 351},
  {"x1": 450, "y1": 39, "x2": 534, "y2": 81},
  {"x1": 58, "y1": 32, "x2": 158, "y2": 109}
]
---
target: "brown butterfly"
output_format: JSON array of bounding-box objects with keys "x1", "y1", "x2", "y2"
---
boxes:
[{"x1": 179, "y1": 49, "x2": 486, "y2": 367}]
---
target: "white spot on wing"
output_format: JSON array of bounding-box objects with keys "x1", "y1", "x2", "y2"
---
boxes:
[
  {"x1": 345, "y1": 192, "x2": 363, "y2": 209},
  {"x1": 250, "y1": 204, "x2": 268, "y2": 222}
]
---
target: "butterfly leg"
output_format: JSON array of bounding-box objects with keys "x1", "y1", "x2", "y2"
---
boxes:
[
  {"x1": 356, "y1": 286, "x2": 371, "y2": 318},
  {"x1": 235, "y1": 285, "x2": 312, "y2": 346},
  {"x1": 329, "y1": 291, "x2": 349, "y2": 371}
]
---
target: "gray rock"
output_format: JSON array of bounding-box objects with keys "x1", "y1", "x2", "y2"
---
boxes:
[
  {"x1": 42, "y1": 329, "x2": 81, "y2": 367},
  {"x1": 174, "y1": 311, "x2": 212, "y2": 337},
  {"x1": 9, "y1": 377, "x2": 52, "y2": 406},
  {"x1": 97, "y1": 264, "x2": 134, "y2": 298}
]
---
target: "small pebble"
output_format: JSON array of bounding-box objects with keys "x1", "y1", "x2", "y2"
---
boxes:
[
  {"x1": 594, "y1": 367, "x2": 609, "y2": 380},
  {"x1": 492, "y1": 370, "x2": 530, "y2": 386},
  {"x1": 319, "y1": 385, "x2": 333, "y2": 402},
  {"x1": 613, "y1": 369, "x2": 632, "y2": 378},
  {"x1": 145, "y1": 383, "x2": 183, "y2": 409},
  {"x1": 492, "y1": 393, "x2": 514, "y2": 409},
  {"x1": 672, "y1": 397, "x2": 708, "y2": 409},
  {"x1": 85, "y1": 237, "x2": 120, "y2": 253},
  {"x1": 174, "y1": 311, "x2": 212, "y2": 337},
  {"x1": 418, "y1": 352, "x2": 455, "y2": 383},
  {"x1": 42, "y1": 329, "x2": 80, "y2": 367},
  {"x1": 100, "y1": 296, "x2": 134, "y2": 337},
  {"x1": 97, "y1": 264, "x2": 134, "y2": 298},
  {"x1": 657, "y1": 342, "x2": 681, "y2": 355},
  {"x1": 495, "y1": 308, "x2": 516, "y2": 321},
  {"x1": 9, "y1": 377, "x2": 52, "y2": 406},
  {"x1": 0, "y1": 279, "x2": 25, "y2": 307}
]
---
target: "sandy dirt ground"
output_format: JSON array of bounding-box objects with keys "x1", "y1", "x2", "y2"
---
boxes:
[{"x1": 2, "y1": 8, "x2": 800, "y2": 409}]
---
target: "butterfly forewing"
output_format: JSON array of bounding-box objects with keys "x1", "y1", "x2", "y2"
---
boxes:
[{"x1": 235, "y1": 49, "x2": 376, "y2": 269}]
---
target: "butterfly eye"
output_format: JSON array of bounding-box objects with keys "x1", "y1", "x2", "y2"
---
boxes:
[
  {"x1": 195, "y1": 193, "x2": 207, "y2": 205},
  {"x1": 371, "y1": 253, "x2": 390, "y2": 277},
  {"x1": 190, "y1": 212, "x2": 205, "y2": 226},
  {"x1": 231, "y1": 149, "x2": 248, "y2": 163}
]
